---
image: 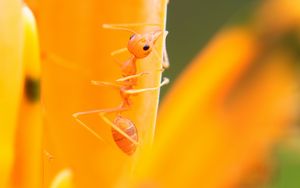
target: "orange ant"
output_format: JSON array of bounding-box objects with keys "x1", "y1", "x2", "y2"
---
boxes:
[{"x1": 73, "y1": 23, "x2": 169, "y2": 155}]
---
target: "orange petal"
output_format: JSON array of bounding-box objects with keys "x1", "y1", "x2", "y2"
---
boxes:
[
  {"x1": 128, "y1": 26, "x2": 258, "y2": 187},
  {"x1": 254, "y1": 0, "x2": 300, "y2": 35},
  {"x1": 11, "y1": 5, "x2": 42, "y2": 188},
  {"x1": 128, "y1": 27, "x2": 299, "y2": 187},
  {"x1": 50, "y1": 168, "x2": 74, "y2": 188},
  {"x1": 36, "y1": 0, "x2": 168, "y2": 187},
  {"x1": 0, "y1": 1, "x2": 23, "y2": 187}
]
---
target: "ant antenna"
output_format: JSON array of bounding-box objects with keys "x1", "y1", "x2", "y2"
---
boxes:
[{"x1": 102, "y1": 23, "x2": 163, "y2": 34}]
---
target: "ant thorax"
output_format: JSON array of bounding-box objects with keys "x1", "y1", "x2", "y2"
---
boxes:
[{"x1": 120, "y1": 57, "x2": 137, "y2": 77}]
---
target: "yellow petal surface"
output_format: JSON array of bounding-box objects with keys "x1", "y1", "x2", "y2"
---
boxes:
[
  {"x1": 0, "y1": 1, "x2": 23, "y2": 187},
  {"x1": 50, "y1": 168, "x2": 74, "y2": 188},
  {"x1": 129, "y1": 27, "x2": 298, "y2": 187},
  {"x1": 11, "y1": 5, "x2": 42, "y2": 188},
  {"x1": 37, "y1": 0, "x2": 168, "y2": 187}
]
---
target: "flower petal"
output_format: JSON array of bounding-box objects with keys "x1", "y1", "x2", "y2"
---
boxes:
[
  {"x1": 0, "y1": 1, "x2": 23, "y2": 187},
  {"x1": 11, "y1": 5, "x2": 42, "y2": 188},
  {"x1": 50, "y1": 168, "x2": 74, "y2": 188},
  {"x1": 36, "y1": 0, "x2": 168, "y2": 187},
  {"x1": 128, "y1": 27, "x2": 299, "y2": 187}
]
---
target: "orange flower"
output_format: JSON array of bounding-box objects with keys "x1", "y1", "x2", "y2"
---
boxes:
[
  {"x1": 11, "y1": 5, "x2": 42, "y2": 188},
  {"x1": 49, "y1": 168, "x2": 74, "y2": 188},
  {"x1": 36, "y1": 0, "x2": 168, "y2": 187},
  {"x1": 2, "y1": 0, "x2": 300, "y2": 187},
  {"x1": 125, "y1": 30, "x2": 299, "y2": 188},
  {"x1": 0, "y1": 1, "x2": 23, "y2": 187},
  {"x1": 124, "y1": 1, "x2": 300, "y2": 187}
]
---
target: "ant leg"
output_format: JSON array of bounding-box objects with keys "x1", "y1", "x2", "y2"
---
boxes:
[
  {"x1": 72, "y1": 106, "x2": 128, "y2": 141},
  {"x1": 73, "y1": 106, "x2": 128, "y2": 118},
  {"x1": 116, "y1": 72, "x2": 149, "y2": 82},
  {"x1": 152, "y1": 47, "x2": 165, "y2": 71},
  {"x1": 43, "y1": 150, "x2": 54, "y2": 161},
  {"x1": 91, "y1": 80, "x2": 121, "y2": 89},
  {"x1": 162, "y1": 30, "x2": 170, "y2": 69},
  {"x1": 111, "y1": 48, "x2": 128, "y2": 56},
  {"x1": 92, "y1": 72, "x2": 149, "y2": 86},
  {"x1": 74, "y1": 105, "x2": 138, "y2": 145},
  {"x1": 73, "y1": 115, "x2": 105, "y2": 142},
  {"x1": 110, "y1": 48, "x2": 128, "y2": 66},
  {"x1": 125, "y1": 77, "x2": 169, "y2": 95},
  {"x1": 103, "y1": 23, "x2": 163, "y2": 28},
  {"x1": 152, "y1": 30, "x2": 169, "y2": 69},
  {"x1": 162, "y1": 47, "x2": 170, "y2": 69},
  {"x1": 102, "y1": 23, "x2": 163, "y2": 33},
  {"x1": 42, "y1": 52, "x2": 90, "y2": 76},
  {"x1": 99, "y1": 112, "x2": 139, "y2": 146}
]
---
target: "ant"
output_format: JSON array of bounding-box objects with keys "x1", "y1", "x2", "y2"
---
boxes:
[{"x1": 73, "y1": 23, "x2": 169, "y2": 155}]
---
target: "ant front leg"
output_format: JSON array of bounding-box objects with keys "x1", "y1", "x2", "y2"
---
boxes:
[
  {"x1": 152, "y1": 30, "x2": 169, "y2": 70},
  {"x1": 109, "y1": 48, "x2": 129, "y2": 66},
  {"x1": 162, "y1": 31, "x2": 170, "y2": 69},
  {"x1": 162, "y1": 43, "x2": 170, "y2": 69},
  {"x1": 125, "y1": 77, "x2": 169, "y2": 95}
]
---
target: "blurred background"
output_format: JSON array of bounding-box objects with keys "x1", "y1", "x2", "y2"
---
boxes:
[
  {"x1": 164, "y1": 0, "x2": 300, "y2": 187},
  {"x1": 3, "y1": 0, "x2": 300, "y2": 187},
  {"x1": 163, "y1": 0, "x2": 254, "y2": 95}
]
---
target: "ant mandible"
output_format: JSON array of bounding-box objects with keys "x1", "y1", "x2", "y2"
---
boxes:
[{"x1": 73, "y1": 23, "x2": 169, "y2": 155}]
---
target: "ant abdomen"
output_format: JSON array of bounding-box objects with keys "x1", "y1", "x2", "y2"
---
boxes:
[{"x1": 112, "y1": 115, "x2": 138, "y2": 155}]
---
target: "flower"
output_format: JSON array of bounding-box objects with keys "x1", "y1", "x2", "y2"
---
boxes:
[
  {"x1": 129, "y1": 27, "x2": 299, "y2": 187},
  {"x1": 0, "y1": 1, "x2": 23, "y2": 187},
  {"x1": 11, "y1": 5, "x2": 42, "y2": 188},
  {"x1": 36, "y1": 0, "x2": 168, "y2": 187},
  {"x1": 1, "y1": 0, "x2": 300, "y2": 187}
]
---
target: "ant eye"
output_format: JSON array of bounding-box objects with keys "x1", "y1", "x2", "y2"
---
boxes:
[
  {"x1": 129, "y1": 34, "x2": 135, "y2": 40},
  {"x1": 143, "y1": 45, "x2": 150, "y2": 51}
]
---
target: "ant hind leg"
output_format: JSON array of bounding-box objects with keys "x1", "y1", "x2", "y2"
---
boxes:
[{"x1": 72, "y1": 106, "x2": 128, "y2": 142}]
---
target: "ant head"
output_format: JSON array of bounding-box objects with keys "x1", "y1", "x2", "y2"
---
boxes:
[{"x1": 127, "y1": 30, "x2": 162, "y2": 59}]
